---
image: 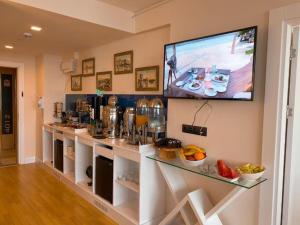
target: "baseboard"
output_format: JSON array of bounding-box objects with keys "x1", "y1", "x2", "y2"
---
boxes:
[
  {"x1": 22, "y1": 156, "x2": 36, "y2": 164},
  {"x1": 35, "y1": 157, "x2": 42, "y2": 163}
]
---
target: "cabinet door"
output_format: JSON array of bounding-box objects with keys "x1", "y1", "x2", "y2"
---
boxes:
[
  {"x1": 95, "y1": 156, "x2": 113, "y2": 203},
  {"x1": 54, "y1": 140, "x2": 63, "y2": 172}
]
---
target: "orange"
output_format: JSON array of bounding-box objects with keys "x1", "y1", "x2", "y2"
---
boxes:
[{"x1": 194, "y1": 152, "x2": 205, "y2": 160}]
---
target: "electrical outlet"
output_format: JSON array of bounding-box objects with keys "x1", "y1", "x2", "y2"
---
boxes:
[{"x1": 182, "y1": 124, "x2": 207, "y2": 136}]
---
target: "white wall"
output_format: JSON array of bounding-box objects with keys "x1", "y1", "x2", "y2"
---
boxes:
[
  {"x1": 133, "y1": 0, "x2": 300, "y2": 224},
  {"x1": 0, "y1": 52, "x2": 37, "y2": 159},
  {"x1": 66, "y1": 26, "x2": 170, "y2": 95},
  {"x1": 42, "y1": 54, "x2": 66, "y2": 122},
  {"x1": 35, "y1": 55, "x2": 44, "y2": 161},
  {"x1": 36, "y1": 54, "x2": 66, "y2": 161}
]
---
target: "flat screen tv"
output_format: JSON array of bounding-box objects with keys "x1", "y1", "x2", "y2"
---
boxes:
[{"x1": 163, "y1": 26, "x2": 257, "y2": 101}]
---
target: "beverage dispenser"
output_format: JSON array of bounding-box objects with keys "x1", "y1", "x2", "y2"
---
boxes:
[{"x1": 148, "y1": 98, "x2": 166, "y2": 142}]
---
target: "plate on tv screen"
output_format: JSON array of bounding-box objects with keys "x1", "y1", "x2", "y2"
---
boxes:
[{"x1": 163, "y1": 26, "x2": 257, "y2": 101}]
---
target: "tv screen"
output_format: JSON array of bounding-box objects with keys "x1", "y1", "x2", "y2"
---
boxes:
[{"x1": 163, "y1": 26, "x2": 257, "y2": 101}]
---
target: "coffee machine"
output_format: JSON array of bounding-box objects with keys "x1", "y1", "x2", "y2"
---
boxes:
[
  {"x1": 103, "y1": 96, "x2": 120, "y2": 139},
  {"x1": 89, "y1": 96, "x2": 105, "y2": 138}
]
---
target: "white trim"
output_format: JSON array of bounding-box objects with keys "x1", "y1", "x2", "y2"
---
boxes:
[
  {"x1": 23, "y1": 156, "x2": 36, "y2": 164},
  {"x1": 0, "y1": 61, "x2": 25, "y2": 165},
  {"x1": 260, "y1": 3, "x2": 300, "y2": 225},
  {"x1": 281, "y1": 26, "x2": 300, "y2": 225},
  {"x1": 35, "y1": 157, "x2": 43, "y2": 163}
]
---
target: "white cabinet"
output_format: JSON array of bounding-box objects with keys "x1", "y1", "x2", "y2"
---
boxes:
[
  {"x1": 42, "y1": 124, "x2": 165, "y2": 225},
  {"x1": 75, "y1": 136, "x2": 93, "y2": 193},
  {"x1": 63, "y1": 135, "x2": 75, "y2": 182},
  {"x1": 114, "y1": 154, "x2": 140, "y2": 224},
  {"x1": 43, "y1": 126, "x2": 53, "y2": 168}
]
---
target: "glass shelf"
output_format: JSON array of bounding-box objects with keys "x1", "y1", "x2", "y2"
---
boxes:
[{"x1": 146, "y1": 155, "x2": 267, "y2": 189}]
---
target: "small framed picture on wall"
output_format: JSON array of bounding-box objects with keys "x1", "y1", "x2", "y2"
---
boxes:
[
  {"x1": 71, "y1": 75, "x2": 82, "y2": 91},
  {"x1": 114, "y1": 50, "x2": 133, "y2": 74},
  {"x1": 96, "y1": 71, "x2": 112, "y2": 91},
  {"x1": 135, "y1": 66, "x2": 159, "y2": 91},
  {"x1": 82, "y1": 58, "x2": 95, "y2": 76}
]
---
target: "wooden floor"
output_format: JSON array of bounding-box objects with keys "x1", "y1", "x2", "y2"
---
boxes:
[
  {"x1": 0, "y1": 163, "x2": 117, "y2": 225},
  {"x1": 0, "y1": 149, "x2": 17, "y2": 166}
]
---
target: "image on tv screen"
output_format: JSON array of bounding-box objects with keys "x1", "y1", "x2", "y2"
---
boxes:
[{"x1": 163, "y1": 27, "x2": 256, "y2": 100}]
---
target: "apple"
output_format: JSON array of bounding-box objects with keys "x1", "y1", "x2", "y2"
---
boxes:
[{"x1": 186, "y1": 156, "x2": 196, "y2": 161}]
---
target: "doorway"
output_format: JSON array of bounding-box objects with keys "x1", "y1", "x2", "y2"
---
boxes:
[
  {"x1": 0, "y1": 67, "x2": 17, "y2": 166},
  {"x1": 260, "y1": 4, "x2": 300, "y2": 225},
  {"x1": 281, "y1": 26, "x2": 300, "y2": 225}
]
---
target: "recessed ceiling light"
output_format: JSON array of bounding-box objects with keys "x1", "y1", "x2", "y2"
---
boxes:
[
  {"x1": 24, "y1": 32, "x2": 33, "y2": 38},
  {"x1": 4, "y1": 45, "x2": 14, "y2": 49},
  {"x1": 30, "y1": 26, "x2": 42, "y2": 31}
]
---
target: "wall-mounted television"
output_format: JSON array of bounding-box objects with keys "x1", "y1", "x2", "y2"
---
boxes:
[{"x1": 163, "y1": 26, "x2": 257, "y2": 101}]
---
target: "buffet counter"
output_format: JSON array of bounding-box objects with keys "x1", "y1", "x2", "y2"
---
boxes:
[
  {"x1": 43, "y1": 123, "x2": 267, "y2": 225},
  {"x1": 42, "y1": 123, "x2": 165, "y2": 225}
]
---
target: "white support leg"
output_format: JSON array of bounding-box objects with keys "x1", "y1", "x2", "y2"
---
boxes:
[
  {"x1": 187, "y1": 189, "x2": 220, "y2": 225},
  {"x1": 204, "y1": 186, "x2": 246, "y2": 221},
  {"x1": 155, "y1": 161, "x2": 249, "y2": 225},
  {"x1": 157, "y1": 162, "x2": 196, "y2": 225},
  {"x1": 159, "y1": 196, "x2": 189, "y2": 225}
]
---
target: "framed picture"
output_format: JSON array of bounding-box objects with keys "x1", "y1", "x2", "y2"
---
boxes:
[
  {"x1": 71, "y1": 75, "x2": 82, "y2": 91},
  {"x1": 96, "y1": 71, "x2": 112, "y2": 91},
  {"x1": 114, "y1": 50, "x2": 133, "y2": 74},
  {"x1": 82, "y1": 58, "x2": 95, "y2": 76},
  {"x1": 135, "y1": 66, "x2": 159, "y2": 91}
]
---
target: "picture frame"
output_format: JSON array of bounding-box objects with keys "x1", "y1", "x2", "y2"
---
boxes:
[
  {"x1": 82, "y1": 58, "x2": 95, "y2": 76},
  {"x1": 135, "y1": 66, "x2": 159, "y2": 91},
  {"x1": 114, "y1": 50, "x2": 133, "y2": 74},
  {"x1": 96, "y1": 71, "x2": 112, "y2": 91},
  {"x1": 71, "y1": 75, "x2": 82, "y2": 91}
]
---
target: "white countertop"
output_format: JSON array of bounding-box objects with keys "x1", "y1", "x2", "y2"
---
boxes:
[{"x1": 44, "y1": 123, "x2": 154, "y2": 154}]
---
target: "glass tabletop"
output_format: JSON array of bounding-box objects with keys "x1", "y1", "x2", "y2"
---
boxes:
[{"x1": 146, "y1": 154, "x2": 267, "y2": 189}]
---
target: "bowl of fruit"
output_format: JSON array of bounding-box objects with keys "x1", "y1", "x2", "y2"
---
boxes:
[
  {"x1": 178, "y1": 145, "x2": 206, "y2": 167},
  {"x1": 237, "y1": 163, "x2": 265, "y2": 181},
  {"x1": 217, "y1": 160, "x2": 239, "y2": 181}
]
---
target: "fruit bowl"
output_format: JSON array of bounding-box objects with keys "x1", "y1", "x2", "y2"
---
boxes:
[
  {"x1": 237, "y1": 164, "x2": 265, "y2": 181},
  {"x1": 217, "y1": 160, "x2": 239, "y2": 181},
  {"x1": 180, "y1": 157, "x2": 206, "y2": 167},
  {"x1": 178, "y1": 145, "x2": 206, "y2": 167},
  {"x1": 239, "y1": 171, "x2": 265, "y2": 181}
]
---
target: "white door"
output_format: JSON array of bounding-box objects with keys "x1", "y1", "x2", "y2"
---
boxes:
[{"x1": 282, "y1": 26, "x2": 300, "y2": 225}]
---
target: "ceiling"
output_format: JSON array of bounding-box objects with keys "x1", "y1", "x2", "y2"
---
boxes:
[
  {"x1": 98, "y1": 0, "x2": 166, "y2": 12},
  {"x1": 0, "y1": 1, "x2": 131, "y2": 55}
]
